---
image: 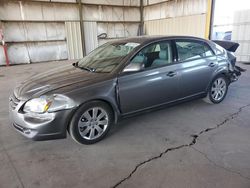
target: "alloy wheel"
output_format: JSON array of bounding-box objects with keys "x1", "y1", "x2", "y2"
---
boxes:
[
  {"x1": 78, "y1": 107, "x2": 109, "y2": 140},
  {"x1": 211, "y1": 78, "x2": 227, "y2": 101}
]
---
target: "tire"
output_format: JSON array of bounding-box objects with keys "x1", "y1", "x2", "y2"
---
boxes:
[
  {"x1": 69, "y1": 101, "x2": 114, "y2": 145},
  {"x1": 204, "y1": 75, "x2": 229, "y2": 104}
]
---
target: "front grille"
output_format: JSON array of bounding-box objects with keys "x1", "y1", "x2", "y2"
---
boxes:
[{"x1": 9, "y1": 93, "x2": 20, "y2": 110}]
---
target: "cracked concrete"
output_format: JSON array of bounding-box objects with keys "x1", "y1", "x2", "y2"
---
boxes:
[
  {"x1": 0, "y1": 61, "x2": 250, "y2": 188},
  {"x1": 111, "y1": 104, "x2": 250, "y2": 188},
  {"x1": 191, "y1": 147, "x2": 250, "y2": 181}
]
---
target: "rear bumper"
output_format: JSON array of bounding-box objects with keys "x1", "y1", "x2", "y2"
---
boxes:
[
  {"x1": 9, "y1": 101, "x2": 74, "y2": 141},
  {"x1": 229, "y1": 65, "x2": 245, "y2": 82}
]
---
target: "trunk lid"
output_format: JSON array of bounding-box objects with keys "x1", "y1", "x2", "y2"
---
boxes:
[{"x1": 212, "y1": 40, "x2": 239, "y2": 52}]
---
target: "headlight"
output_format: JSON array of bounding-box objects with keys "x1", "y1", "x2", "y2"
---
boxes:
[{"x1": 23, "y1": 95, "x2": 75, "y2": 113}]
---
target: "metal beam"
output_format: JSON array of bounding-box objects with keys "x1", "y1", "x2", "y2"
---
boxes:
[
  {"x1": 2, "y1": 20, "x2": 141, "y2": 23},
  {"x1": 144, "y1": 0, "x2": 175, "y2": 7},
  {"x1": 5, "y1": 40, "x2": 66, "y2": 44},
  {"x1": 4, "y1": 0, "x2": 140, "y2": 8},
  {"x1": 82, "y1": 2, "x2": 140, "y2": 8},
  {"x1": 205, "y1": 0, "x2": 212, "y2": 39},
  {"x1": 209, "y1": 0, "x2": 215, "y2": 39},
  {"x1": 139, "y1": 0, "x2": 144, "y2": 35}
]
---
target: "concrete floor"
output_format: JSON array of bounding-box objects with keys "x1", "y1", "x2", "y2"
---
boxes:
[{"x1": 0, "y1": 61, "x2": 250, "y2": 188}]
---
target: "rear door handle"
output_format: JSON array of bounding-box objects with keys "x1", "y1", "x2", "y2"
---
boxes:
[
  {"x1": 166, "y1": 71, "x2": 177, "y2": 77},
  {"x1": 208, "y1": 62, "x2": 216, "y2": 67}
]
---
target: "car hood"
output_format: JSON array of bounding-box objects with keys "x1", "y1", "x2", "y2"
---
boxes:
[{"x1": 14, "y1": 65, "x2": 112, "y2": 100}]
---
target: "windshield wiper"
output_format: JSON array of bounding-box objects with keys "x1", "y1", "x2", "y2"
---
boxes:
[
  {"x1": 72, "y1": 62, "x2": 96, "y2": 72},
  {"x1": 80, "y1": 66, "x2": 96, "y2": 72}
]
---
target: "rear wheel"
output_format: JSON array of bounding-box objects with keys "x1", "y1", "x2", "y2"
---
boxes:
[
  {"x1": 69, "y1": 101, "x2": 114, "y2": 144},
  {"x1": 204, "y1": 75, "x2": 229, "y2": 104}
]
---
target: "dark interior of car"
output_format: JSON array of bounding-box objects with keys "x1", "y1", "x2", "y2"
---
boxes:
[{"x1": 144, "y1": 51, "x2": 159, "y2": 67}]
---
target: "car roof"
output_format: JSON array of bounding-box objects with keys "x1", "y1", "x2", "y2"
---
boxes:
[{"x1": 110, "y1": 35, "x2": 209, "y2": 45}]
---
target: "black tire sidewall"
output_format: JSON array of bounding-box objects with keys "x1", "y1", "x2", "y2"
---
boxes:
[
  {"x1": 69, "y1": 101, "x2": 114, "y2": 145},
  {"x1": 208, "y1": 75, "x2": 229, "y2": 104}
]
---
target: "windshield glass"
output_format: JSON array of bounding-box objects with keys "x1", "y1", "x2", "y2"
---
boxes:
[{"x1": 77, "y1": 42, "x2": 140, "y2": 73}]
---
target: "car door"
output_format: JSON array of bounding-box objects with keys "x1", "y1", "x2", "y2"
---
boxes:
[
  {"x1": 174, "y1": 39, "x2": 218, "y2": 98},
  {"x1": 117, "y1": 40, "x2": 181, "y2": 114}
]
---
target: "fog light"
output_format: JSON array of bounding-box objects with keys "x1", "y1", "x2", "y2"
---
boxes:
[{"x1": 23, "y1": 129, "x2": 31, "y2": 134}]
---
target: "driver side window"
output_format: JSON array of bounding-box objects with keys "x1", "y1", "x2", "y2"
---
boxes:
[{"x1": 130, "y1": 41, "x2": 173, "y2": 70}]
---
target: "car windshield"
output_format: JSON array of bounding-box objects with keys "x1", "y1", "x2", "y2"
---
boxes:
[{"x1": 76, "y1": 42, "x2": 140, "y2": 73}]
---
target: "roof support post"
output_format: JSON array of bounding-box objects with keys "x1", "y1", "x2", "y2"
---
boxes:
[
  {"x1": 205, "y1": 0, "x2": 214, "y2": 39},
  {"x1": 139, "y1": 0, "x2": 144, "y2": 35}
]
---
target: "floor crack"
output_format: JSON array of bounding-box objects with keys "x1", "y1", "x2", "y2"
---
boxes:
[
  {"x1": 111, "y1": 104, "x2": 250, "y2": 188},
  {"x1": 191, "y1": 146, "x2": 250, "y2": 181}
]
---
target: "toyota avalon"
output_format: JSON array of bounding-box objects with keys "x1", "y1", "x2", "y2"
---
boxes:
[{"x1": 9, "y1": 36, "x2": 243, "y2": 144}]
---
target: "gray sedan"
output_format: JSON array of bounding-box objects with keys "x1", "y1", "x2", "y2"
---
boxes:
[{"x1": 9, "y1": 36, "x2": 243, "y2": 144}]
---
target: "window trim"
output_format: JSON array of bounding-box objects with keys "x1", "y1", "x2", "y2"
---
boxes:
[{"x1": 174, "y1": 39, "x2": 215, "y2": 63}]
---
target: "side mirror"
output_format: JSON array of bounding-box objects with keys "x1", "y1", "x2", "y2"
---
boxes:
[{"x1": 123, "y1": 63, "x2": 144, "y2": 73}]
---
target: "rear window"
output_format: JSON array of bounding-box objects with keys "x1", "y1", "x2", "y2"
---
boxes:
[{"x1": 176, "y1": 41, "x2": 214, "y2": 61}]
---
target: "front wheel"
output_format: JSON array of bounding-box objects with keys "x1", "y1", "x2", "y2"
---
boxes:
[
  {"x1": 69, "y1": 101, "x2": 114, "y2": 145},
  {"x1": 205, "y1": 75, "x2": 229, "y2": 104}
]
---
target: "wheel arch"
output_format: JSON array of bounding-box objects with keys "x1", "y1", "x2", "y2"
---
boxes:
[
  {"x1": 206, "y1": 70, "x2": 230, "y2": 94},
  {"x1": 87, "y1": 98, "x2": 118, "y2": 123},
  {"x1": 66, "y1": 98, "x2": 119, "y2": 133}
]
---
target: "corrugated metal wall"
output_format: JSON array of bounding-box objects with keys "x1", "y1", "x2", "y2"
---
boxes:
[
  {"x1": 0, "y1": 0, "x2": 212, "y2": 65},
  {"x1": 144, "y1": 0, "x2": 208, "y2": 38},
  {"x1": 0, "y1": 20, "x2": 68, "y2": 65},
  {"x1": 84, "y1": 22, "x2": 98, "y2": 54},
  {"x1": 65, "y1": 22, "x2": 83, "y2": 59},
  {"x1": 232, "y1": 10, "x2": 250, "y2": 62},
  {"x1": 144, "y1": 14, "x2": 206, "y2": 37},
  {"x1": 0, "y1": 0, "x2": 141, "y2": 65}
]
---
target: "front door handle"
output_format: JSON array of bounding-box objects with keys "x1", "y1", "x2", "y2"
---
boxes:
[
  {"x1": 208, "y1": 62, "x2": 216, "y2": 67},
  {"x1": 166, "y1": 71, "x2": 177, "y2": 77}
]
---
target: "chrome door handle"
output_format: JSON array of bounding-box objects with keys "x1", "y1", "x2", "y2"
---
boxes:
[
  {"x1": 208, "y1": 62, "x2": 216, "y2": 67},
  {"x1": 166, "y1": 71, "x2": 177, "y2": 77}
]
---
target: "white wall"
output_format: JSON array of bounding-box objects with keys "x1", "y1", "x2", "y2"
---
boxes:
[
  {"x1": 232, "y1": 10, "x2": 250, "y2": 62},
  {"x1": 143, "y1": 0, "x2": 208, "y2": 38}
]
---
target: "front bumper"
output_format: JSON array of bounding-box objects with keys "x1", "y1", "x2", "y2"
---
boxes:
[{"x1": 9, "y1": 96, "x2": 74, "y2": 141}]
